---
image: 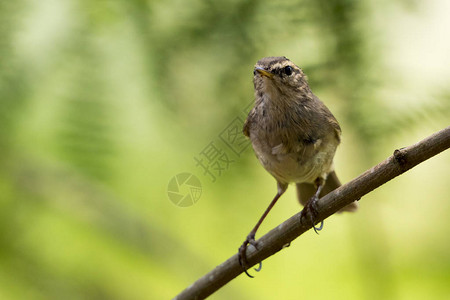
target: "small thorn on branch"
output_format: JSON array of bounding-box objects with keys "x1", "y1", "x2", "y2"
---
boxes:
[{"x1": 393, "y1": 148, "x2": 409, "y2": 172}]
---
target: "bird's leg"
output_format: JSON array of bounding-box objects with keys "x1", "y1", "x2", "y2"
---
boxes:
[
  {"x1": 301, "y1": 177, "x2": 325, "y2": 234},
  {"x1": 238, "y1": 182, "x2": 287, "y2": 278}
]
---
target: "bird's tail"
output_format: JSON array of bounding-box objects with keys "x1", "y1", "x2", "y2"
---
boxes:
[{"x1": 296, "y1": 171, "x2": 358, "y2": 212}]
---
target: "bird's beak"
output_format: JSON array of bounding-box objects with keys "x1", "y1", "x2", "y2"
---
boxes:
[{"x1": 254, "y1": 67, "x2": 274, "y2": 78}]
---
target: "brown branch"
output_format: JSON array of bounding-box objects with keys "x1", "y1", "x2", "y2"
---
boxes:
[{"x1": 174, "y1": 126, "x2": 450, "y2": 300}]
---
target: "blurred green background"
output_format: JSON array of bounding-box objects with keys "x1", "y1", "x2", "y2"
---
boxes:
[{"x1": 1, "y1": 0, "x2": 449, "y2": 299}]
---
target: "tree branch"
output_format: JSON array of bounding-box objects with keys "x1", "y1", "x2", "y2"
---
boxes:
[{"x1": 174, "y1": 126, "x2": 450, "y2": 300}]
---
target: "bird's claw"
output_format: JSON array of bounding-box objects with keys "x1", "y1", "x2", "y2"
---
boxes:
[
  {"x1": 301, "y1": 196, "x2": 324, "y2": 234},
  {"x1": 238, "y1": 233, "x2": 262, "y2": 278}
]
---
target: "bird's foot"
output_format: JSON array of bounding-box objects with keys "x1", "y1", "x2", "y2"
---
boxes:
[
  {"x1": 238, "y1": 233, "x2": 262, "y2": 278},
  {"x1": 301, "y1": 196, "x2": 324, "y2": 234}
]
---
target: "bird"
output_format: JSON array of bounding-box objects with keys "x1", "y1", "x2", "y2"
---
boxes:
[{"x1": 238, "y1": 56, "x2": 358, "y2": 277}]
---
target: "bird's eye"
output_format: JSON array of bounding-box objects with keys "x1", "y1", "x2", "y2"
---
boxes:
[{"x1": 284, "y1": 66, "x2": 293, "y2": 76}]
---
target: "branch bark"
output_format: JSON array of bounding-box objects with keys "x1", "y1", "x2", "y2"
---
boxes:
[{"x1": 174, "y1": 126, "x2": 450, "y2": 300}]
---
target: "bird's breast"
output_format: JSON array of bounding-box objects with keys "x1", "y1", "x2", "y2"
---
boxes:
[{"x1": 249, "y1": 118, "x2": 337, "y2": 185}]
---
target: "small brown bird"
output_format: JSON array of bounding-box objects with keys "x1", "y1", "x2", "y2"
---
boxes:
[{"x1": 239, "y1": 56, "x2": 358, "y2": 277}]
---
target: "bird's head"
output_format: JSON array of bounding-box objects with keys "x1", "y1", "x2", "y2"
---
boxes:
[{"x1": 253, "y1": 56, "x2": 310, "y2": 103}]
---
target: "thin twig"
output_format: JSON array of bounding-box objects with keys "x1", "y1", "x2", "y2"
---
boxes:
[{"x1": 174, "y1": 126, "x2": 450, "y2": 300}]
